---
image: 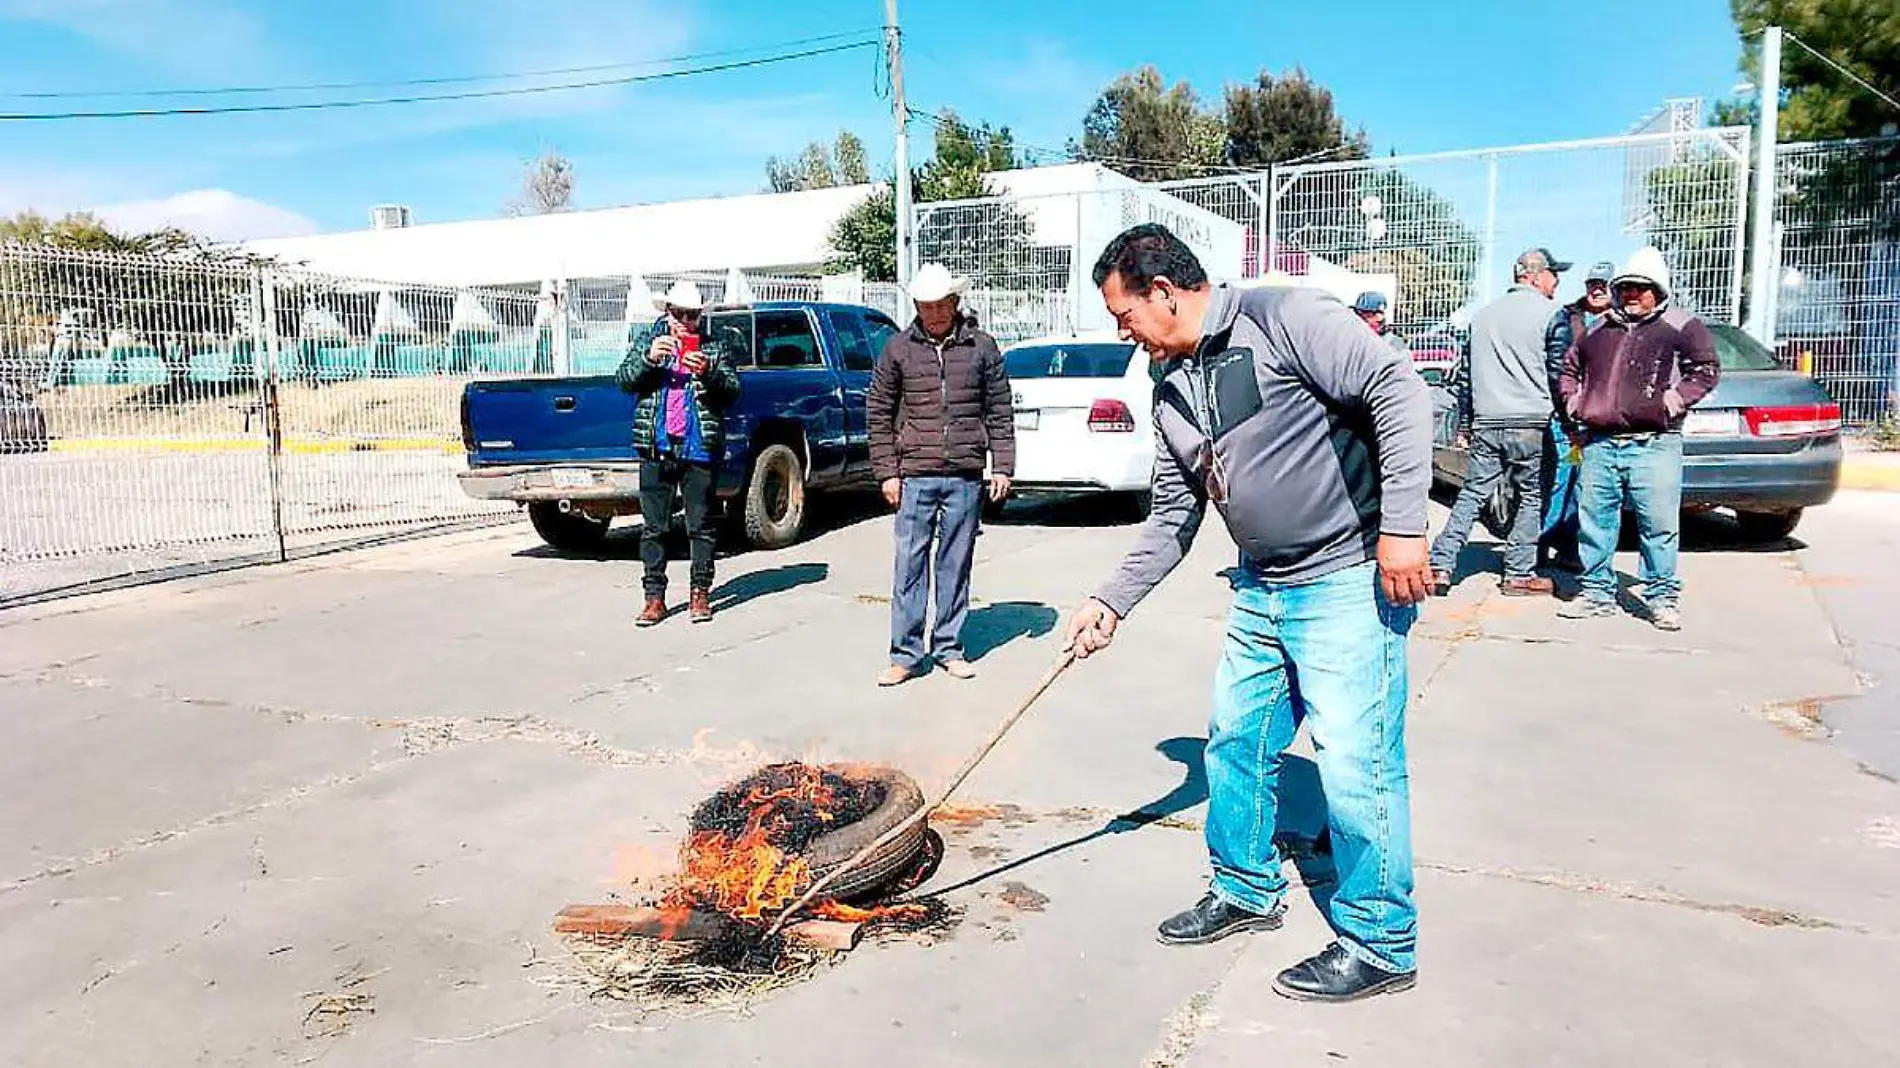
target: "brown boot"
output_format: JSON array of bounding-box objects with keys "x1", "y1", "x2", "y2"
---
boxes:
[
  {"x1": 636, "y1": 596, "x2": 667, "y2": 627},
  {"x1": 689, "y1": 587, "x2": 713, "y2": 624},
  {"x1": 1499, "y1": 576, "x2": 1556, "y2": 597}
]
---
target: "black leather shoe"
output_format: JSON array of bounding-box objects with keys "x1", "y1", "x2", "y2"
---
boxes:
[
  {"x1": 1156, "y1": 893, "x2": 1284, "y2": 946},
  {"x1": 1272, "y1": 941, "x2": 1416, "y2": 1002}
]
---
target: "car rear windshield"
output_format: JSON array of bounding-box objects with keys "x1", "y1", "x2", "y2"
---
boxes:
[
  {"x1": 1708, "y1": 325, "x2": 1780, "y2": 372},
  {"x1": 1004, "y1": 343, "x2": 1135, "y2": 379}
]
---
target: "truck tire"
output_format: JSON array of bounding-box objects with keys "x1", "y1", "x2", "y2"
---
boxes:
[
  {"x1": 743, "y1": 443, "x2": 806, "y2": 550},
  {"x1": 1735, "y1": 508, "x2": 1803, "y2": 543},
  {"x1": 528, "y1": 502, "x2": 611, "y2": 553}
]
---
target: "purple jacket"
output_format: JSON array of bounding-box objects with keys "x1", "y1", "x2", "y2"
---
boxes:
[{"x1": 1559, "y1": 306, "x2": 1719, "y2": 436}]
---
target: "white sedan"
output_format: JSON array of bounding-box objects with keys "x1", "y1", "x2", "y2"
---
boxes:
[{"x1": 998, "y1": 333, "x2": 1155, "y2": 519}]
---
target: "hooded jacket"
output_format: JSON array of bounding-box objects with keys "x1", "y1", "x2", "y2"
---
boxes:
[
  {"x1": 867, "y1": 312, "x2": 1016, "y2": 481},
  {"x1": 1557, "y1": 248, "x2": 1720, "y2": 436}
]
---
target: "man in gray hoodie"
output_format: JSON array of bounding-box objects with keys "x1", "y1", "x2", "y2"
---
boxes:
[
  {"x1": 1427, "y1": 248, "x2": 1569, "y2": 596},
  {"x1": 1064, "y1": 223, "x2": 1434, "y2": 1003}
]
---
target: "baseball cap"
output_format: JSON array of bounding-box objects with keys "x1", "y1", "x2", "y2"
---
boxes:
[
  {"x1": 1352, "y1": 291, "x2": 1388, "y2": 314},
  {"x1": 1514, "y1": 247, "x2": 1573, "y2": 277},
  {"x1": 1585, "y1": 260, "x2": 1616, "y2": 283}
]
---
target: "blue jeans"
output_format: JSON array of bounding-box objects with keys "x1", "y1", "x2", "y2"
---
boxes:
[
  {"x1": 1428, "y1": 427, "x2": 1544, "y2": 580},
  {"x1": 1577, "y1": 433, "x2": 1683, "y2": 606},
  {"x1": 1206, "y1": 559, "x2": 1418, "y2": 974},
  {"x1": 1540, "y1": 418, "x2": 1582, "y2": 556},
  {"x1": 889, "y1": 475, "x2": 983, "y2": 669}
]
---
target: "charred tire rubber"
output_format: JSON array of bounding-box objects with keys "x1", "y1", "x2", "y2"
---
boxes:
[
  {"x1": 1735, "y1": 508, "x2": 1803, "y2": 543},
  {"x1": 743, "y1": 443, "x2": 807, "y2": 551},
  {"x1": 527, "y1": 501, "x2": 611, "y2": 552},
  {"x1": 801, "y1": 765, "x2": 929, "y2": 902}
]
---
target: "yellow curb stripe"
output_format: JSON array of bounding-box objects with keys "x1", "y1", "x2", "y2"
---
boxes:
[
  {"x1": 1840, "y1": 460, "x2": 1900, "y2": 493},
  {"x1": 48, "y1": 438, "x2": 461, "y2": 455}
]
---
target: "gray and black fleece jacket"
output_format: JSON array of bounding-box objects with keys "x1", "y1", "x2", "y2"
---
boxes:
[{"x1": 1093, "y1": 285, "x2": 1433, "y2": 618}]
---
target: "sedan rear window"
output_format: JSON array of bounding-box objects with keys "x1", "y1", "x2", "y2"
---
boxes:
[
  {"x1": 1707, "y1": 324, "x2": 1781, "y2": 372},
  {"x1": 1005, "y1": 343, "x2": 1136, "y2": 379}
]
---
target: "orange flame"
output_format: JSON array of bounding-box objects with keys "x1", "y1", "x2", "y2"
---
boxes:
[{"x1": 655, "y1": 762, "x2": 928, "y2": 930}]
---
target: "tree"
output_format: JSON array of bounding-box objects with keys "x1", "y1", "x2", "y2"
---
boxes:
[
  {"x1": 1317, "y1": 170, "x2": 1481, "y2": 327},
  {"x1": 506, "y1": 151, "x2": 574, "y2": 215},
  {"x1": 2, "y1": 210, "x2": 269, "y2": 392},
  {"x1": 1073, "y1": 66, "x2": 1223, "y2": 182},
  {"x1": 834, "y1": 131, "x2": 871, "y2": 185},
  {"x1": 1223, "y1": 68, "x2": 1371, "y2": 168},
  {"x1": 826, "y1": 110, "x2": 1043, "y2": 287},
  {"x1": 827, "y1": 185, "x2": 898, "y2": 281},
  {"x1": 1725, "y1": 0, "x2": 1900, "y2": 141},
  {"x1": 767, "y1": 131, "x2": 874, "y2": 193}
]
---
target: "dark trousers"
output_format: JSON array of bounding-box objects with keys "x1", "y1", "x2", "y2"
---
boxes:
[
  {"x1": 1428, "y1": 426, "x2": 1545, "y2": 581},
  {"x1": 638, "y1": 455, "x2": 716, "y2": 597},
  {"x1": 890, "y1": 475, "x2": 983, "y2": 669}
]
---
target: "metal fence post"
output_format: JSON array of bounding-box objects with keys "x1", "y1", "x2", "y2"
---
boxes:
[
  {"x1": 255, "y1": 267, "x2": 288, "y2": 563},
  {"x1": 554, "y1": 277, "x2": 573, "y2": 377},
  {"x1": 1480, "y1": 154, "x2": 1499, "y2": 301}
]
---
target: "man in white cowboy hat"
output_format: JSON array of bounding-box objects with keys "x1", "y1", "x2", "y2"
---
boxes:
[
  {"x1": 616, "y1": 278, "x2": 742, "y2": 627},
  {"x1": 866, "y1": 262, "x2": 1016, "y2": 687}
]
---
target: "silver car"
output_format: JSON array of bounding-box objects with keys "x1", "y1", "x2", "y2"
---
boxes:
[{"x1": 1430, "y1": 323, "x2": 1842, "y2": 542}]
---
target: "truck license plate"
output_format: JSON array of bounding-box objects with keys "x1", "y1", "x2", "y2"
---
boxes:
[
  {"x1": 1015, "y1": 410, "x2": 1039, "y2": 431},
  {"x1": 551, "y1": 469, "x2": 594, "y2": 489}
]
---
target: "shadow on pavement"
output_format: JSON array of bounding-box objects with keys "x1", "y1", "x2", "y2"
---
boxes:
[
  {"x1": 919, "y1": 738, "x2": 1343, "y2": 915},
  {"x1": 709, "y1": 562, "x2": 829, "y2": 613},
  {"x1": 962, "y1": 601, "x2": 1060, "y2": 662}
]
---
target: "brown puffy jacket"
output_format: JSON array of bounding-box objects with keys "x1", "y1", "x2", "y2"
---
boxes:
[{"x1": 867, "y1": 315, "x2": 1015, "y2": 481}]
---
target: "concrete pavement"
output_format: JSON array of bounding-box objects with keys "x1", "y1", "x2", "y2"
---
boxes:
[{"x1": 1, "y1": 493, "x2": 1897, "y2": 1066}]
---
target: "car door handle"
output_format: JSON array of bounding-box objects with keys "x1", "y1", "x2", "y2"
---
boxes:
[{"x1": 553, "y1": 396, "x2": 577, "y2": 412}]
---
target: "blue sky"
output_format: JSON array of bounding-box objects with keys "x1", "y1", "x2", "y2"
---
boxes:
[{"x1": 0, "y1": 0, "x2": 1752, "y2": 241}]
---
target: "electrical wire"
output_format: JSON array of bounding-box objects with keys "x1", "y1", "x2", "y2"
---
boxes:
[
  {"x1": 1781, "y1": 30, "x2": 1900, "y2": 116},
  {"x1": 0, "y1": 28, "x2": 884, "y2": 100},
  {"x1": 0, "y1": 39, "x2": 878, "y2": 120}
]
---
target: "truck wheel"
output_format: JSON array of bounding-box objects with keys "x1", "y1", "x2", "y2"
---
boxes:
[
  {"x1": 743, "y1": 444, "x2": 806, "y2": 550},
  {"x1": 1735, "y1": 508, "x2": 1803, "y2": 543},
  {"x1": 528, "y1": 502, "x2": 611, "y2": 553}
]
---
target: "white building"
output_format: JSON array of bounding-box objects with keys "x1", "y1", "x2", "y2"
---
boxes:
[
  {"x1": 244, "y1": 183, "x2": 882, "y2": 287},
  {"x1": 241, "y1": 164, "x2": 1249, "y2": 294}
]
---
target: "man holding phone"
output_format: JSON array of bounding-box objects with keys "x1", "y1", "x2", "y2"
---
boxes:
[{"x1": 616, "y1": 279, "x2": 742, "y2": 627}]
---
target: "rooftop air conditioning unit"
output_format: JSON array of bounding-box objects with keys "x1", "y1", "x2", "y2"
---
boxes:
[{"x1": 369, "y1": 204, "x2": 413, "y2": 230}]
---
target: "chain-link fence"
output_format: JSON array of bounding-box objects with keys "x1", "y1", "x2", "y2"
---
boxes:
[
  {"x1": 1267, "y1": 128, "x2": 1753, "y2": 342},
  {"x1": 1773, "y1": 136, "x2": 1900, "y2": 425}
]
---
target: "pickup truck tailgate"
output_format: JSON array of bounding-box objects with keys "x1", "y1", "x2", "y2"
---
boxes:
[{"x1": 464, "y1": 376, "x2": 633, "y2": 465}]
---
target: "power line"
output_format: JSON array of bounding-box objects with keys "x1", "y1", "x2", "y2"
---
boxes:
[
  {"x1": 1781, "y1": 29, "x2": 1900, "y2": 116},
  {"x1": 0, "y1": 40, "x2": 878, "y2": 121},
  {"x1": 0, "y1": 29, "x2": 883, "y2": 100}
]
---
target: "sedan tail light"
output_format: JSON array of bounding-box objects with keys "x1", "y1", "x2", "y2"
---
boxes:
[
  {"x1": 1087, "y1": 398, "x2": 1136, "y2": 433},
  {"x1": 1744, "y1": 403, "x2": 1841, "y2": 438}
]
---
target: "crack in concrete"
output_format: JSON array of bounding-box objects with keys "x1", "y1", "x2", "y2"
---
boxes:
[
  {"x1": 1141, "y1": 941, "x2": 1247, "y2": 1068},
  {"x1": 1415, "y1": 860, "x2": 1885, "y2": 937}
]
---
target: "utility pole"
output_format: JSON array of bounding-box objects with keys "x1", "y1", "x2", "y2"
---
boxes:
[
  {"x1": 884, "y1": 0, "x2": 912, "y2": 289},
  {"x1": 1747, "y1": 24, "x2": 1782, "y2": 343}
]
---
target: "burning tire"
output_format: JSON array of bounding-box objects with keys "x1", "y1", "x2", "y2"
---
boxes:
[
  {"x1": 679, "y1": 762, "x2": 930, "y2": 922},
  {"x1": 800, "y1": 765, "x2": 928, "y2": 902}
]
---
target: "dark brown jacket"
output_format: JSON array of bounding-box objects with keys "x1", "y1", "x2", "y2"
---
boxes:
[
  {"x1": 868, "y1": 314, "x2": 1016, "y2": 481},
  {"x1": 1559, "y1": 305, "x2": 1719, "y2": 436}
]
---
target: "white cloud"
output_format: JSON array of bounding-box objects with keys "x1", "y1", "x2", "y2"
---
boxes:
[
  {"x1": 0, "y1": 0, "x2": 284, "y2": 81},
  {"x1": 89, "y1": 189, "x2": 319, "y2": 241}
]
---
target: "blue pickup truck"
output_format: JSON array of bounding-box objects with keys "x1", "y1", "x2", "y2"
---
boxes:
[{"x1": 456, "y1": 301, "x2": 903, "y2": 552}]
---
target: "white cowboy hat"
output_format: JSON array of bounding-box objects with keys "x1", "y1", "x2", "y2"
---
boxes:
[
  {"x1": 652, "y1": 278, "x2": 706, "y2": 312},
  {"x1": 907, "y1": 262, "x2": 968, "y2": 304}
]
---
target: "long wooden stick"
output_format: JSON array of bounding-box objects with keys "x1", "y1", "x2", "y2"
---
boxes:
[{"x1": 764, "y1": 648, "x2": 1077, "y2": 937}]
